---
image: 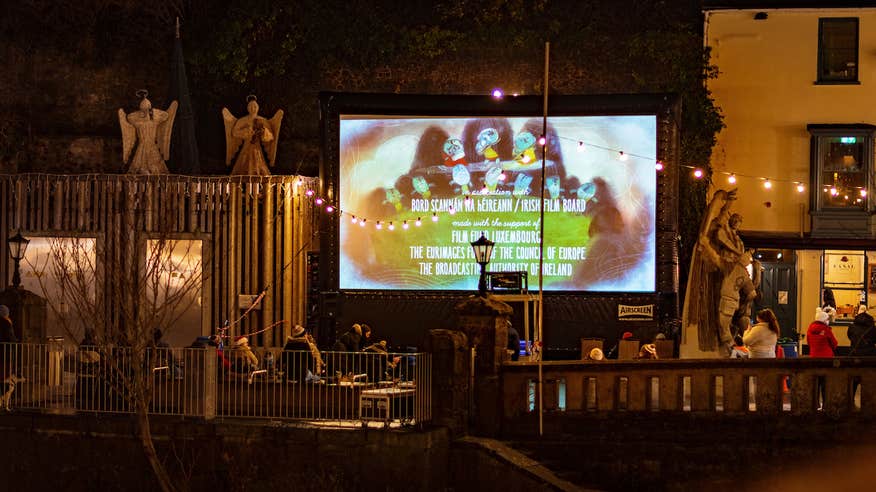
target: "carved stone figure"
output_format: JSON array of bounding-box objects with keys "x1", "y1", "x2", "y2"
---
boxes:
[
  {"x1": 682, "y1": 189, "x2": 760, "y2": 357},
  {"x1": 720, "y1": 250, "x2": 757, "y2": 344},
  {"x1": 222, "y1": 96, "x2": 283, "y2": 175},
  {"x1": 118, "y1": 90, "x2": 178, "y2": 175}
]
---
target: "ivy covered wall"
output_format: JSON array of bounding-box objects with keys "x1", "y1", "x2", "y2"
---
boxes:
[{"x1": 0, "y1": 0, "x2": 723, "y2": 317}]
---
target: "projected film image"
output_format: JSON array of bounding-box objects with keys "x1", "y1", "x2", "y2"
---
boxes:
[{"x1": 338, "y1": 114, "x2": 657, "y2": 292}]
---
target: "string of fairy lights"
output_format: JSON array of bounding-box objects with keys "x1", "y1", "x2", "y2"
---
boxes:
[
  {"x1": 296, "y1": 89, "x2": 869, "y2": 225},
  {"x1": 301, "y1": 139, "x2": 863, "y2": 229}
]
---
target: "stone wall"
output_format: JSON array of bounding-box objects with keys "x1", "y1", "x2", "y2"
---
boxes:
[
  {"x1": 0, "y1": 413, "x2": 578, "y2": 491},
  {"x1": 0, "y1": 413, "x2": 451, "y2": 491},
  {"x1": 0, "y1": 43, "x2": 166, "y2": 175},
  {"x1": 508, "y1": 413, "x2": 876, "y2": 491}
]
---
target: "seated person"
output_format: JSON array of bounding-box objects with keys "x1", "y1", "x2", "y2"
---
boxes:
[
  {"x1": 358, "y1": 324, "x2": 373, "y2": 351},
  {"x1": 209, "y1": 335, "x2": 232, "y2": 372},
  {"x1": 282, "y1": 325, "x2": 323, "y2": 382},
  {"x1": 729, "y1": 334, "x2": 749, "y2": 359},
  {"x1": 586, "y1": 347, "x2": 604, "y2": 361},
  {"x1": 152, "y1": 328, "x2": 182, "y2": 379},
  {"x1": 361, "y1": 339, "x2": 401, "y2": 383},
  {"x1": 228, "y1": 336, "x2": 259, "y2": 373},
  {"x1": 636, "y1": 343, "x2": 658, "y2": 360},
  {"x1": 333, "y1": 323, "x2": 363, "y2": 352}
]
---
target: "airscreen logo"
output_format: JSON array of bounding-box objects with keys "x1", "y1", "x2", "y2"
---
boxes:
[{"x1": 618, "y1": 304, "x2": 654, "y2": 320}]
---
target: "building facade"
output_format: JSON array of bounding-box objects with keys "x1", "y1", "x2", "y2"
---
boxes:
[{"x1": 702, "y1": 1, "x2": 876, "y2": 351}]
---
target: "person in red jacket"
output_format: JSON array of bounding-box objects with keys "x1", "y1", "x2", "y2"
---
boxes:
[
  {"x1": 807, "y1": 306, "x2": 837, "y2": 410},
  {"x1": 807, "y1": 307, "x2": 838, "y2": 358}
]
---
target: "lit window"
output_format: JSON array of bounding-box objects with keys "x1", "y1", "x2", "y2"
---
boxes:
[{"x1": 808, "y1": 124, "x2": 875, "y2": 236}]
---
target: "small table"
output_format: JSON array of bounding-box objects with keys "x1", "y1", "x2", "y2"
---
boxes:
[{"x1": 359, "y1": 387, "x2": 416, "y2": 425}]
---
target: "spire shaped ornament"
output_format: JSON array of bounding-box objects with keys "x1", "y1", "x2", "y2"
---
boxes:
[
  {"x1": 118, "y1": 90, "x2": 178, "y2": 174},
  {"x1": 168, "y1": 19, "x2": 200, "y2": 174}
]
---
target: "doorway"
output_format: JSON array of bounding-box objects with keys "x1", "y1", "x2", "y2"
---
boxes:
[{"x1": 757, "y1": 259, "x2": 798, "y2": 339}]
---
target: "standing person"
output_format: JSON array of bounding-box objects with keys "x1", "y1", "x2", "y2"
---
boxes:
[
  {"x1": 822, "y1": 288, "x2": 837, "y2": 310},
  {"x1": 332, "y1": 323, "x2": 363, "y2": 377},
  {"x1": 0, "y1": 305, "x2": 15, "y2": 344},
  {"x1": 849, "y1": 306, "x2": 876, "y2": 402},
  {"x1": 743, "y1": 308, "x2": 780, "y2": 358},
  {"x1": 849, "y1": 306, "x2": 876, "y2": 356},
  {"x1": 807, "y1": 307, "x2": 838, "y2": 358},
  {"x1": 0, "y1": 305, "x2": 17, "y2": 380},
  {"x1": 807, "y1": 307, "x2": 837, "y2": 409},
  {"x1": 506, "y1": 320, "x2": 521, "y2": 362}
]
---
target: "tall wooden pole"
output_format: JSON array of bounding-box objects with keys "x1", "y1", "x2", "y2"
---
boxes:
[{"x1": 538, "y1": 41, "x2": 549, "y2": 437}]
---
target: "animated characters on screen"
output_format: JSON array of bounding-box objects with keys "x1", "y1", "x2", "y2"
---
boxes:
[{"x1": 395, "y1": 117, "x2": 567, "y2": 200}]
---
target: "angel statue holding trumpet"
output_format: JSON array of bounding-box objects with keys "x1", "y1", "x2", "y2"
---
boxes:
[{"x1": 222, "y1": 95, "x2": 284, "y2": 176}]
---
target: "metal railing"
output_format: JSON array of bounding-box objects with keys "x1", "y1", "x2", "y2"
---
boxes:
[{"x1": 0, "y1": 342, "x2": 431, "y2": 427}]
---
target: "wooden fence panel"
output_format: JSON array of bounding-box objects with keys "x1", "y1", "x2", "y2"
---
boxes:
[{"x1": 0, "y1": 174, "x2": 316, "y2": 346}]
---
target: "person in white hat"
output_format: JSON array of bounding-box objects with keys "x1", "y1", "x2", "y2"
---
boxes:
[
  {"x1": 281, "y1": 324, "x2": 324, "y2": 382},
  {"x1": 230, "y1": 336, "x2": 259, "y2": 371}
]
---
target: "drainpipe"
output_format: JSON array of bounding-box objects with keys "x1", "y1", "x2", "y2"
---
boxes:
[{"x1": 703, "y1": 11, "x2": 711, "y2": 51}]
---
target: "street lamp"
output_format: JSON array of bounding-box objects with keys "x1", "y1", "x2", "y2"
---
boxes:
[
  {"x1": 470, "y1": 233, "x2": 494, "y2": 297},
  {"x1": 7, "y1": 232, "x2": 30, "y2": 290}
]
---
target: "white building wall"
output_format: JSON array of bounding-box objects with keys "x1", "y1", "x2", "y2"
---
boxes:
[{"x1": 706, "y1": 8, "x2": 876, "y2": 233}]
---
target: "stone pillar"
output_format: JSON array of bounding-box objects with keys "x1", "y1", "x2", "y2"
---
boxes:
[
  {"x1": 423, "y1": 329, "x2": 470, "y2": 436},
  {"x1": 454, "y1": 295, "x2": 513, "y2": 436}
]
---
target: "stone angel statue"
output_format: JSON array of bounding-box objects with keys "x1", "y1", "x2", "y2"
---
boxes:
[
  {"x1": 222, "y1": 95, "x2": 283, "y2": 175},
  {"x1": 682, "y1": 188, "x2": 750, "y2": 355},
  {"x1": 118, "y1": 90, "x2": 178, "y2": 174}
]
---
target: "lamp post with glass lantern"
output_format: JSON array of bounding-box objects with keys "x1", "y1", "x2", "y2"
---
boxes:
[
  {"x1": 470, "y1": 233, "x2": 494, "y2": 297},
  {"x1": 7, "y1": 232, "x2": 30, "y2": 290}
]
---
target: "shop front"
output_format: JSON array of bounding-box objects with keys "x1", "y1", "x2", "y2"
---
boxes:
[{"x1": 742, "y1": 234, "x2": 876, "y2": 356}]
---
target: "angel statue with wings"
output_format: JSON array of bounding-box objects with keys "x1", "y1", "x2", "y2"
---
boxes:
[
  {"x1": 222, "y1": 95, "x2": 283, "y2": 176},
  {"x1": 118, "y1": 90, "x2": 178, "y2": 175},
  {"x1": 682, "y1": 189, "x2": 760, "y2": 357}
]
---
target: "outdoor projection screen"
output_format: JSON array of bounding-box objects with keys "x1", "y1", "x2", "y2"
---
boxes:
[{"x1": 338, "y1": 114, "x2": 657, "y2": 292}]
